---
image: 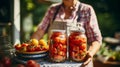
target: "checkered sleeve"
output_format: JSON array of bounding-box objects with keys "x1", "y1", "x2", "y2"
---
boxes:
[
  {"x1": 85, "y1": 6, "x2": 102, "y2": 45},
  {"x1": 37, "y1": 6, "x2": 55, "y2": 33}
]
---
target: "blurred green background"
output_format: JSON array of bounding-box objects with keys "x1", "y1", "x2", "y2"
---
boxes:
[{"x1": 20, "y1": 0, "x2": 120, "y2": 41}]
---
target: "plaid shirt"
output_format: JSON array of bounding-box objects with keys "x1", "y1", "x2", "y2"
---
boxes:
[{"x1": 37, "y1": 1, "x2": 102, "y2": 44}]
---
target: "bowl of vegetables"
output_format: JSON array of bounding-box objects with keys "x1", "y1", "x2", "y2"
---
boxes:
[{"x1": 14, "y1": 39, "x2": 49, "y2": 59}]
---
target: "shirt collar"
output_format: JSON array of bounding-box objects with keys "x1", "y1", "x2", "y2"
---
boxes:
[
  {"x1": 59, "y1": 1, "x2": 81, "y2": 20},
  {"x1": 61, "y1": 1, "x2": 81, "y2": 12}
]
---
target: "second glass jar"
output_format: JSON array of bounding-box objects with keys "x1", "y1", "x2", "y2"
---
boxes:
[
  {"x1": 69, "y1": 30, "x2": 87, "y2": 62},
  {"x1": 49, "y1": 30, "x2": 67, "y2": 62}
]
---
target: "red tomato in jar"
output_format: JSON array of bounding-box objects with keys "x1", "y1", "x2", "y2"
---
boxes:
[
  {"x1": 58, "y1": 51, "x2": 65, "y2": 56},
  {"x1": 72, "y1": 46, "x2": 79, "y2": 52},
  {"x1": 53, "y1": 43, "x2": 59, "y2": 48},
  {"x1": 58, "y1": 43, "x2": 63, "y2": 50},
  {"x1": 51, "y1": 32, "x2": 62, "y2": 38},
  {"x1": 49, "y1": 31, "x2": 67, "y2": 62},
  {"x1": 59, "y1": 38, "x2": 66, "y2": 45},
  {"x1": 52, "y1": 47, "x2": 57, "y2": 54},
  {"x1": 69, "y1": 36, "x2": 76, "y2": 44},
  {"x1": 81, "y1": 38, "x2": 87, "y2": 43},
  {"x1": 62, "y1": 45, "x2": 67, "y2": 52},
  {"x1": 71, "y1": 51, "x2": 78, "y2": 59},
  {"x1": 74, "y1": 36, "x2": 83, "y2": 45},
  {"x1": 79, "y1": 50, "x2": 86, "y2": 61},
  {"x1": 53, "y1": 37, "x2": 60, "y2": 43},
  {"x1": 79, "y1": 50, "x2": 86, "y2": 55},
  {"x1": 79, "y1": 44, "x2": 86, "y2": 50},
  {"x1": 58, "y1": 44, "x2": 67, "y2": 53}
]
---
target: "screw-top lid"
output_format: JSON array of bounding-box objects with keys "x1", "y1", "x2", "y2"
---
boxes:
[{"x1": 69, "y1": 25, "x2": 85, "y2": 34}]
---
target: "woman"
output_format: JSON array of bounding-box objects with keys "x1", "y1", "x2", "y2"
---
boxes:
[{"x1": 31, "y1": 0, "x2": 102, "y2": 67}]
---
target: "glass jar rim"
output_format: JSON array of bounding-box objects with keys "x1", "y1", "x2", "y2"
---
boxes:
[{"x1": 51, "y1": 29, "x2": 66, "y2": 32}]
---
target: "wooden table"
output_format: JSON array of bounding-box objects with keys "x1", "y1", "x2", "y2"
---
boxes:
[{"x1": 93, "y1": 59, "x2": 120, "y2": 67}]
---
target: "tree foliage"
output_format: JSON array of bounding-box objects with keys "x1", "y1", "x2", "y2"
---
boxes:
[{"x1": 81, "y1": 0, "x2": 120, "y2": 37}]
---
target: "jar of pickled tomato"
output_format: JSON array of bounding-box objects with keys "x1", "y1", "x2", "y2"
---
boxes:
[
  {"x1": 69, "y1": 28, "x2": 87, "y2": 62},
  {"x1": 49, "y1": 30, "x2": 67, "y2": 62}
]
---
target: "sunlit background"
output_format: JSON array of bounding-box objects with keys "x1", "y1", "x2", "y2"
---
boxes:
[{"x1": 0, "y1": 0, "x2": 120, "y2": 67}]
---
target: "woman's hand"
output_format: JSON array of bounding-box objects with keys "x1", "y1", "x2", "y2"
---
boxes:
[
  {"x1": 81, "y1": 51, "x2": 93, "y2": 67},
  {"x1": 81, "y1": 41, "x2": 101, "y2": 67}
]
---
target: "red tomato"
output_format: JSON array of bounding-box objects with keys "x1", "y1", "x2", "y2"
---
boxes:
[
  {"x1": 58, "y1": 44, "x2": 67, "y2": 53},
  {"x1": 72, "y1": 46, "x2": 79, "y2": 52},
  {"x1": 79, "y1": 44, "x2": 86, "y2": 50},
  {"x1": 81, "y1": 38, "x2": 87, "y2": 43},
  {"x1": 62, "y1": 45, "x2": 67, "y2": 52},
  {"x1": 21, "y1": 43, "x2": 29, "y2": 47},
  {"x1": 58, "y1": 51, "x2": 65, "y2": 56},
  {"x1": 74, "y1": 36, "x2": 82, "y2": 45},
  {"x1": 53, "y1": 37, "x2": 60, "y2": 43},
  {"x1": 53, "y1": 43, "x2": 59, "y2": 48},
  {"x1": 26, "y1": 60, "x2": 40, "y2": 67},
  {"x1": 69, "y1": 36, "x2": 76, "y2": 44},
  {"x1": 27, "y1": 45, "x2": 35, "y2": 52},
  {"x1": 26, "y1": 63, "x2": 37, "y2": 67},
  {"x1": 52, "y1": 47, "x2": 57, "y2": 54},
  {"x1": 36, "y1": 63, "x2": 40, "y2": 67},
  {"x1": 58, "y1": 43, "x2": 63, "y2": 50},
  {"x1": 26, "y1": 60, "x2": 36, "y2": 67},
  {"x1": 59, "y1": 38, "x2": 66, "y2": 45},
  {"x1": 71, "y1": 51, "x2": 78, "y2": 59},
  {"x1": 17, "y1": 64, "x2": 25, "y2": 67},
  {"x1": 14, "y1": 44, "x2": 21, "y2": 50},
  {"x1": 51, "y1": 32, "x2": 62, "y2": 38},
  {"x1": 79, "y1": 45, "x2": 85, "y2": 50},
  {"x1": 1, "y1": 56, "x2": 11, "y2": 67},
  {"x1": 35, "y1": 45, "x2": 42, "y2": 51}
]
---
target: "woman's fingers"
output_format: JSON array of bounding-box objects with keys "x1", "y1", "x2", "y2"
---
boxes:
[
  {"x1": 82, "y1": 52, "x2": 93, "y2": 66},
  {"x1": 83, "y1": 57, "x2": 92, "y2": 65}
]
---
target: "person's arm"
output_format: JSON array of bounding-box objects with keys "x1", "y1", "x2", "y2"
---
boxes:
[
  {"x1": 31, "y1": 6, "x2": 55, "y2": 40},
  {"x1": 83, "y1": 5, "x2": 102, "y2": 66},
  {"x1": 83, "y1": 41, "x2": 101, "y2": 66},
  {"x1": 31, "y1": 28, "x2": 45, "y2": 40},
  {"x1": 88, "y1": 41, "x2": 101, "y2": 58}
]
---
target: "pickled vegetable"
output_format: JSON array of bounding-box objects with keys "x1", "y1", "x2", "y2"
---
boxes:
[
  {"x1": 69, "y1": 31, "x2": 87, "y2": 62},
  {"x1": 49, "y1": 30, "x2": 67, "y2": 62}
]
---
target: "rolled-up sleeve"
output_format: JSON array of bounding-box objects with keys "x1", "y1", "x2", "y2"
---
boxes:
[{"x1": 85, "y1": 5, "x2": 102, "y2": 45}]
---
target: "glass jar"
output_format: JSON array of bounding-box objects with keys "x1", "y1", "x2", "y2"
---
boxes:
[
  {"x1": 69, "y1": 29, "x2": 87, "y2": 62},
  {"x1": 49, "y1": 30, "x2": 67, "y2": 62}
]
